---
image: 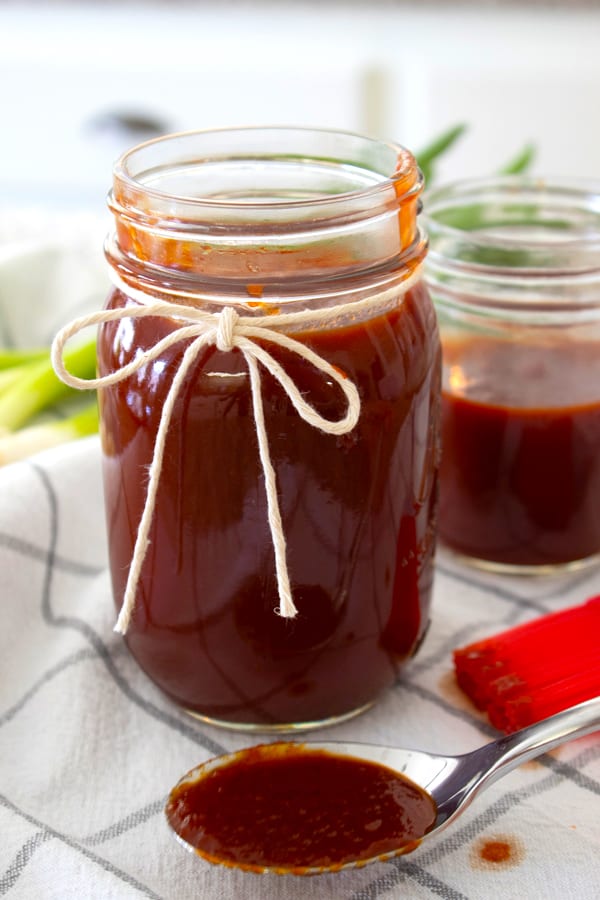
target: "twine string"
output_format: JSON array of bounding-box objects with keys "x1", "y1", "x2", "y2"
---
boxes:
[
  {"x1": 116, "y1": 331, "x2": 214, "y2": 633},
  {"x1": 51, "y1": 266, "x2": 421, "y2": 634}
]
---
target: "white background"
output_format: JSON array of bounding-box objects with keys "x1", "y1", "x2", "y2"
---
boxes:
[{"x1": 2, "y1": 2, "x2": 600, "y2": 210}]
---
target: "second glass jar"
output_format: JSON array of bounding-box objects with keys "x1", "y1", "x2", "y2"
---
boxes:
[{"x1": 424, "y1": 177, "x2": 600, "y2": 573}]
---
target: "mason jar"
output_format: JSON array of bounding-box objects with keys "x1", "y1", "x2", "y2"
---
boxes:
[
  {"x1": 424, "y1": 176, "x2": 600, "y2": 573},
  {"x1": 97, "y1": 127, "x2": 441, "y2": 731}
]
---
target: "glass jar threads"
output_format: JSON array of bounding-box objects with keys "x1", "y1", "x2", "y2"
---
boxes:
[
  {"x1": 95, "y1": 127, "x2": 441, "y2": 731},
  {"x1": 424, "y1": 177, "x2": 600, "y2": 573}
]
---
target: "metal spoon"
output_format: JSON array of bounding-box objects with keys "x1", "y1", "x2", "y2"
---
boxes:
[{"x1": 166, "y1": 696, "x2": 600, "y2": 875}]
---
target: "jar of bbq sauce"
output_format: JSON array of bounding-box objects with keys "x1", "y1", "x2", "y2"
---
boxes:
[
  {"x1": 98, "y1": 127, "x2": 441, "y2": 731},
  {"x1": 424, "y1": 177, "x2": 600, "y2": 573}
]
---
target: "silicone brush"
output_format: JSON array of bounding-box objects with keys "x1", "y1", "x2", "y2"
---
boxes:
[{"x1": 453, "y1": 595, "x2": 600, "y2": 733}]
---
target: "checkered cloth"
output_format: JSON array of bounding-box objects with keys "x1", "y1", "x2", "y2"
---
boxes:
[{"x1": 1, "y1": 217, "x2": 599, "y2": 899}]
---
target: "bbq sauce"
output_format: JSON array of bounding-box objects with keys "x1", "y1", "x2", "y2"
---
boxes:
[
  {"x1": 98, "y1": 281, "x2": 441, "y2": 727},
  {"x1": 440, "y1": 338, "x2": 600, "y2": 567},
  {"x1": 165, "y1": 744, "x2": 437, "y2": 872}
]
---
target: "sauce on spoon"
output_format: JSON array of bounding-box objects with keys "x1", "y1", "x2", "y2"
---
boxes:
[{"x1": 165, "y1": 742, "x2": 437, "y2": 874}]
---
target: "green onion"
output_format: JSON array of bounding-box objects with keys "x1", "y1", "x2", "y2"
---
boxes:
[
  {"x1": 0, "y1": 347, "x2": 48, "y2": 370},
  {"x1": 0, "y1": 335, "x2": 97, "y2": 432},
  {"x1": 0, "y1": 366, "x2": 27, "y2": 397},
  {"x1": 416, "y1": 124, "x2": 468, "y2": 184},
  {"x1": 0, "y1": 401, "x2": 98, "y2": 466},
  {"x1": 499, "y1": 143, "x2": 536, "y2": 175}
]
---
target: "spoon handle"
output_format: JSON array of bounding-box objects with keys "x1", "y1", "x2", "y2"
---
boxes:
[{"x1": 480, "y1": 696, "x2": 600, "y2": 788}]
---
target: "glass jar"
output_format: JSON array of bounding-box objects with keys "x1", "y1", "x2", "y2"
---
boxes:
[
  {"x1": 424, "y1": 177, "x2": 600, "y2": 573},
  {"x1": 98, "y1": 127, "x2": 441, "y2": 731}
]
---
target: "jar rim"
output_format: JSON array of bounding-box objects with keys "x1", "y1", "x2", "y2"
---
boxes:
[
  {"x1": 423, "y1": 176, "x2": 600, "y2": 318},
  {"x1": 112, "y1": 125, "x2": 420, "y2": 215},
  {"x1": 423, "y1": 175, "x2": 600, "y2": 272},
  {"x1": 106, "y1": 126, "x2": 426, "y2": 293}
]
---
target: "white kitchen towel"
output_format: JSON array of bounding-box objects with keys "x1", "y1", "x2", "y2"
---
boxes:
[{"x1": 1, "y1": 437, "x2": 599, "y2": 900}]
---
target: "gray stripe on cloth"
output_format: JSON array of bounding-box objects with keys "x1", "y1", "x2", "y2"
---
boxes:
[
  {"x1": 351, "y1": 861, "x2": 470, "y2": 900},
  {"x1": 538, "y1": 565, "x2": 600, "y2": 600},
  {"x1": 541, "y1": 748, "x2": 600, "y2": 796},
  {"x1": 0, "y1": 647, "x2": 99, "y2": 726},
  {"x1": 0, "y1": 530, "x2": 104, "y2": 577},
  {"x1": 400, "y1": 680, "x2": 499, "y2": 739},
  {"x1": 0, "y1": 831, "x2": 52, "y2": 896},
  {"x1": 82, "y1": 798, "x2": 165, "y2": 846},
  {"x1": 0, "y1": 794, "x2": 162, "y2": 899},
  {"x1": 435, "y1": 561, "x2": 550, "y2": 614},
  {"x1": 437, "y1": 554, "x2": 600, "y2": 606},
  {"x1": 29, "y1": 461, "x2": 227, "y2": 759}
]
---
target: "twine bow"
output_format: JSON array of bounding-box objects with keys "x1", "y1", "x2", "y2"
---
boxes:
[{"x1": 51, "y1": 288, "x2": 366, "y2": 633}]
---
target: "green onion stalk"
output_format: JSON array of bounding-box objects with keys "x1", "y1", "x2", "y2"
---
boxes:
[
  {"x1": 0, "y1": 338, "x2": 98, "y2": 464},
  {"x1": 0, "y1": 402, "x2": 98, "y2": 466}
]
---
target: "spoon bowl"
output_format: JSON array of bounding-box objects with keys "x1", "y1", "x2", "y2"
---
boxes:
[{"x1": 166, "y1": 696, "x2": 600, "y2": 875}]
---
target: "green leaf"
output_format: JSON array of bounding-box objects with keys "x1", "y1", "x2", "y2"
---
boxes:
[
  {"x1": 416, "y1": 124, "x2": 468, "y2": 184},
  {"x1": 499, "y1": 144, "x2": 536, "y2": 175}
]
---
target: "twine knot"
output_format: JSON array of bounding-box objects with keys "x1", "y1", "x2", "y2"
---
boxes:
[{"x1": 215, "y1": 306, "x2": 239, "y2": 352}]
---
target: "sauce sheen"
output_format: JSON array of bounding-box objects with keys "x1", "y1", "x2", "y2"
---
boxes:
[{"x1": 165, "y1": 744, "x2": 437, "y2": 871}]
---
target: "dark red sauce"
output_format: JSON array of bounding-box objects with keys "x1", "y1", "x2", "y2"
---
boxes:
[
  {"x1": 471, "y1": 835, "x2": 525, "y2": 869},
  {"x1": 98, "y1": 283, "x2": 440, "y2": 726},
  {"x1": 165, "y1": 744, "x2": 437, "y2": 872},
  {"x1": 440, "y1": 338, "x2": 600, "y2": 566},
  {"x1": 479, "y1": 839, "x2": 512, "y2": 863}
]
